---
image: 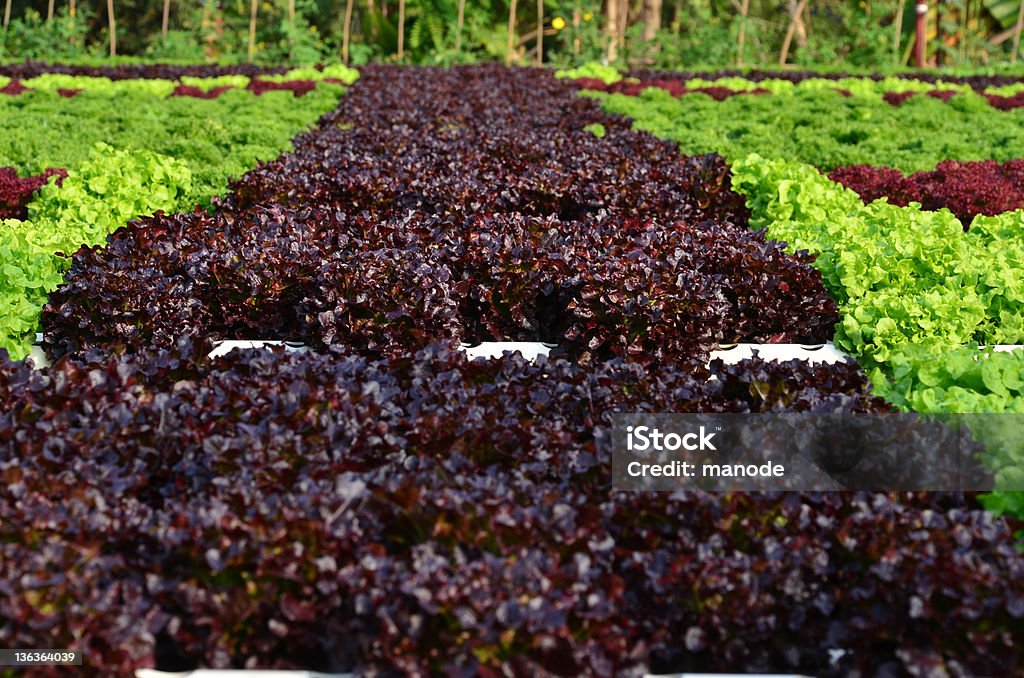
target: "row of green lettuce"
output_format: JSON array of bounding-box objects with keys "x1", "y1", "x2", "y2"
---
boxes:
[
  {"x1": 558, "y1": 62, "x2": 1024, "y2": 96},
  {"x1": 582, "y1": 79, "x2": 1024, "y2": 173},
  {"x1": 1, "y1": 144, "x2": 194, "y2": 358},
  {"x1": 666, "y1": 76, "x2": 1024, "y2": 98},
  {"x1": 730, "y1": 155, "x2": 1024, "y2": 385},
  {"x1": 730, "y1": 155, "x2": 1024, "y2": 516},
  {"x1": 1, "y1": 68, "x2": 357, "y2": 361},
  {"x1": 0, "y1": 64, "x2": 359, "y2": 94},
  {"x1": 1, "y1": 68, "x2": 356, "y2": 206}
]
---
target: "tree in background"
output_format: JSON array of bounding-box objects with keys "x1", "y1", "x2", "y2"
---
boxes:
[{"x1": 0, "y1": 0, "x2": 1021, "y2": 67}]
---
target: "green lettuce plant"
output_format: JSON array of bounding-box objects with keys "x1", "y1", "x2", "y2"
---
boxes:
[
  {"x1": 594, "y1": 85, "x2": 1024, "y2": 172},
  {"x1": 731, "y1": 154, "x2": 1024, "y2": 365},
  {"x1": 1, "y1": 144, "x2": 195, "y2": 360},
  {"x1": 0, "y1": 78, "x2": 347, "y2": 207},
  {"x1": 0, "y1": 224, "x2": 67, "y2": 358}
]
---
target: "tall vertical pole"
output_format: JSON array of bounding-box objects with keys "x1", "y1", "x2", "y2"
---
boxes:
[
  {"x1": 893, "y1": 0, "x2": 904, "y2": 61},
  {"x1": 506, "y1": 0, "x2": 517, "y2": 65},
  {"x1": 247, "y1": 0, "x2": 257, "y2": 61},
  {"x1": 397, "y1": 0, "x2": 405, "y2": 59},
  {"x1": 616, "y1": 0, "x2": 628, "y2": 57},
  {"x1": 736, "y1": 0, "x2": 750, "y2": 66},
  {"x1": 536, "y1": 0, "x2": 543, "y2": 65},
  {"x1": 288, "y1": 0, "x2": 295, "y2": 60},
  {"x1": 343, "y1": 0, "x2": 355, "y2": 63},
  {"x1": 1013, "y1": 0, "x2": 1024, "y2": 63},
  {"x1": 162, "y1": 0, "x2": 170, "y2": 37},
  {"x1": 779, "y1": 0, "x2": 807, "y2": 66},
  {"x1": 915, "y1": 3, "x2": 927, "y2": 67},
  {"x1": 455, "y1": 0, "x2": 466, "y2": 52},
  {"x1": 606, "y1": 0, "x2": 620, "y2": 61},
  {"x1": 107, "y1": 0, "x2": 117, "y2": 56},
  {"x1": 572, "y1": 7, "x2": 580, "y2": 56}
]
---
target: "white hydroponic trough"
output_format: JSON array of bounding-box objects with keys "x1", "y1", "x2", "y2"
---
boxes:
[
  {"x1": 23, "y1": 334, "x2": 1024, "y2": 371},
  {"x1": 25, "y1": 338, "x2": 853, "y2": 368},
  {"x1": 136, "y1": 672, "x2": 350, "y2": 678},
  {"x1": 134, "y1": 671, "x2": 809, "y2": 678}
]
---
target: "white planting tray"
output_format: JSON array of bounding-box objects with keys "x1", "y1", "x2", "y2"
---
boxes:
[
  {"x1": 22, "y1": 335, "x2": 1024, "y2": 372},
  {"x1": 461, "y1": 341, "x2": 556, "y2": 360},
  {"x1": 709, "y1": 343, "x2": 849, "y2": 364},
  {"x1": 135, "y1": 673, "x2": 806, "y2": 678},
  {"x1": 136, "y1": 672, "x2": 350, "y2": 678},
  {"x1": 207, "y1": 340, "x2": 309, "y2": 359},
  {"x1": 26, "y1": 344, "x2": 48, "y2": 367}
]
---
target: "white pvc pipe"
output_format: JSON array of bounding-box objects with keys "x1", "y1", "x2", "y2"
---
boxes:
[
  {"x1": 136, "y1": 672, "x2": 351, "y2": 678},
  {"x1": 461, "y1": 341, "x2": 555, "y2": 360},
  {"x1": 21, "y1": 339, "x2": 1024, "y2": 373}
]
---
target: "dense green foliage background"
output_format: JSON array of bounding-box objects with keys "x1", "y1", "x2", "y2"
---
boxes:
[{"x1": 1, "y1": 0, "x2": 1022, "y2": 68}]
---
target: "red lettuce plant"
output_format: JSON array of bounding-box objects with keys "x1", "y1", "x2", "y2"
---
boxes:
[
  {"x1": 247, "y1": 79, "x2": 318, "y2": 97},
  {"x1": 0, "y1": 166, "x2": 67, "y2": 220},
  {"x1": 169, "y1": 84, "x2": 234, "y2": 99},
  {"x1": 830, "y1": 159, "x2": 1024, "y2": 224},
  {"x1": 0, "y1": 79, "x2": 29, "y2": 96}
]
